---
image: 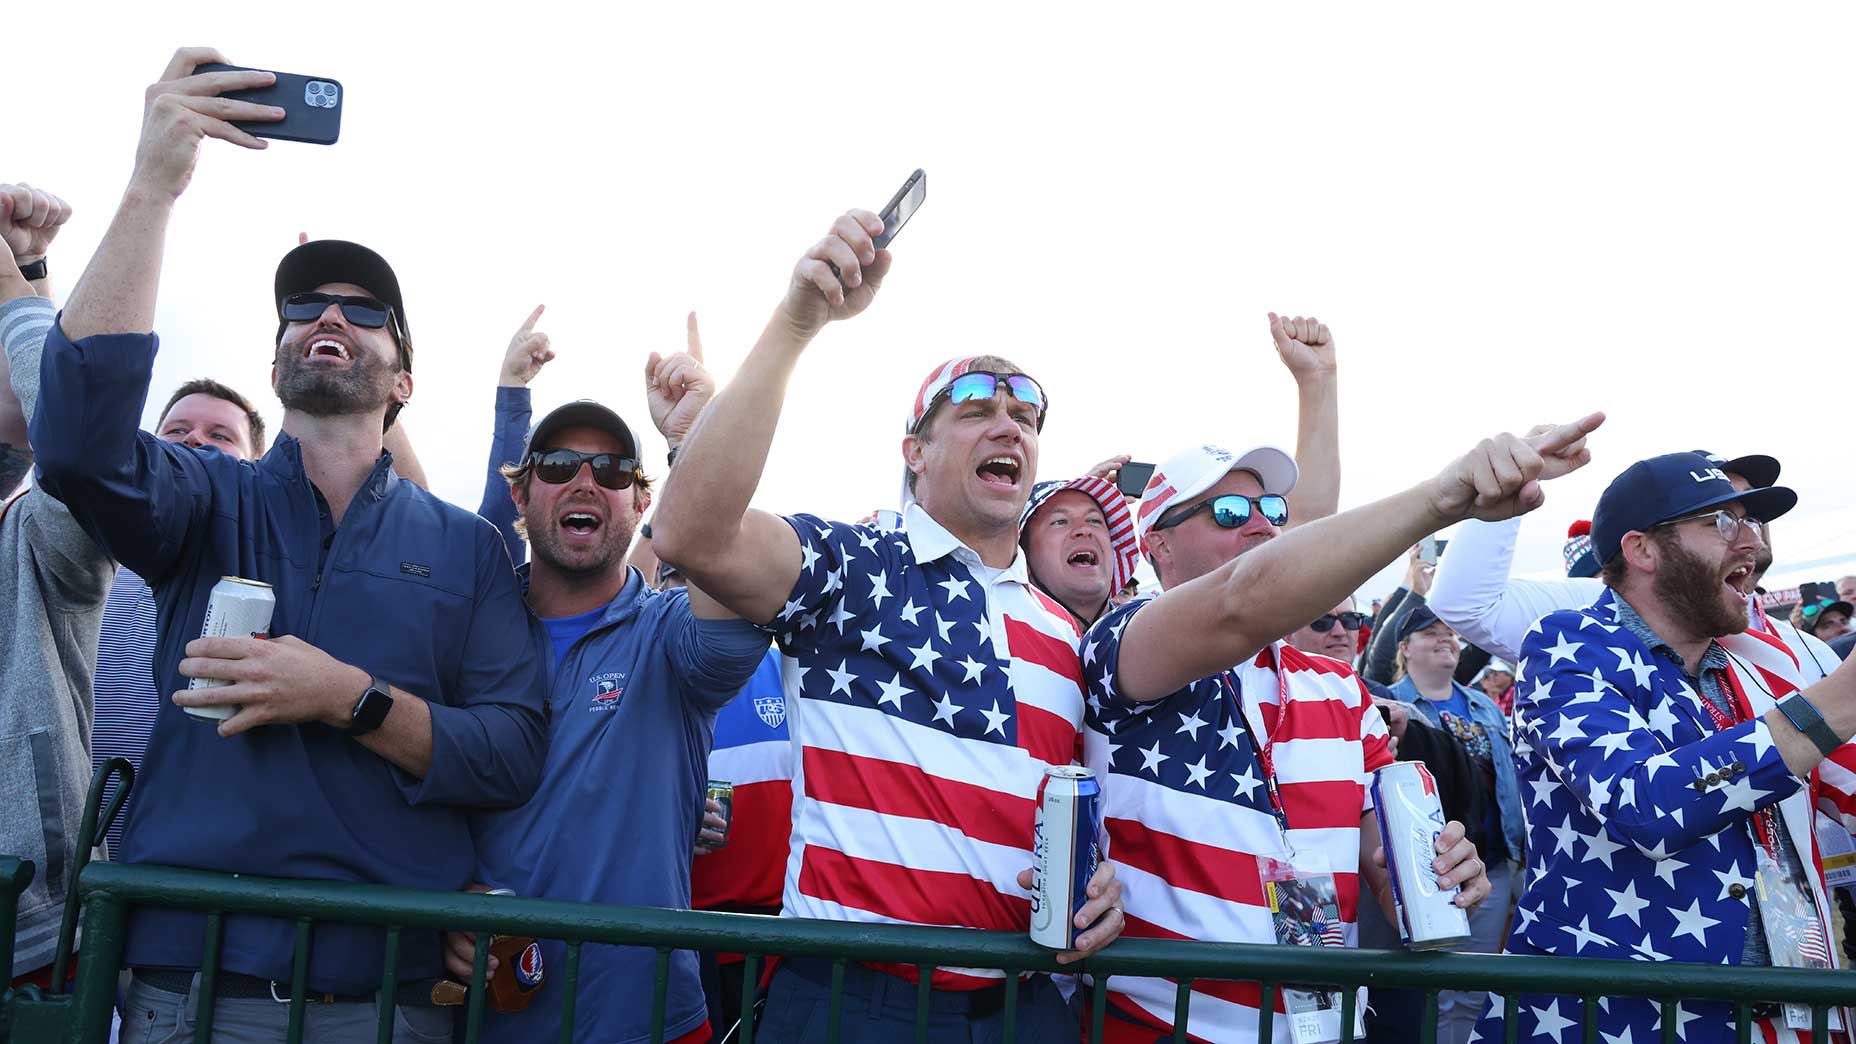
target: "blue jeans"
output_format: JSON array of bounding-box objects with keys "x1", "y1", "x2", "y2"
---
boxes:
[{"x1": 757, "y1": 959, "x2": 1077, "y2": 1044}]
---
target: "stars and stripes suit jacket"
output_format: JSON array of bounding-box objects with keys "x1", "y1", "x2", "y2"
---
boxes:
[{"x1": 1473, "y1": 588, "x2": 1842, "y2": 1044}]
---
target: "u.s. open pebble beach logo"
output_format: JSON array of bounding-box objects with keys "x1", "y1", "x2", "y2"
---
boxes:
[{"x1": 589, "y1": 672, "x2": 626, "y2": 712}]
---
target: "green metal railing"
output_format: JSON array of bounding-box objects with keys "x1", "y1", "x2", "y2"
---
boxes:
[{"x1": 0, "y1": 855, "x2": 1850, "y2": 1044}]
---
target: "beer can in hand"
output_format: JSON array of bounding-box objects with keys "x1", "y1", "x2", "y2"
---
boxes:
[
  {"x1": 184, "y1": 577, "x2": 275, "y2": 721},
  {"x1": 1371, "y1": 761, "x2": 1472, "y2": 950},
  {"x1": 482, "y1": 888, "x2": 544, "y2": 1014},
  {"x1": 699, "y1": 779, "x2": 734, "y2": 848},
  {"x1": 1030, "y1": 766, "x2": 1103, "y2": 949}
]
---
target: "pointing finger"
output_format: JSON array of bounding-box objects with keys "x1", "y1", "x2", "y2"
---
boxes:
[
  {"x1": 518, "y1": 304, "x2": 545, "y2": 336},
  {"x1": 685, "y1": 312, "x2": 705, "y2": 362},
  {"x1": 1528, "y1": 412, "x2": 1607, "y2": 456}
]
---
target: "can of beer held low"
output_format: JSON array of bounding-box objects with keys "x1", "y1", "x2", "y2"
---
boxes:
[
  {"x1": 185, "y1": 576, "x2": 276, "y2": 721},
  {"x1": 700, "y1": 779, "x2": 734, "y2": 848},
  {"x1": 1030, "y1": 766, "x2": 1103, "y2": 949},
  {"x1": 1371, "y1": 761, "x2": 1471, "y2": 950}
]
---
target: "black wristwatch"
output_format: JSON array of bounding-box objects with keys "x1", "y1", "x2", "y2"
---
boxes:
[
  {"x1": 349, "y1": 674, "x2": 394, "y2": 736},
  {"x1": 17, "y1": 258, "x2": 47, "y2": 282}
]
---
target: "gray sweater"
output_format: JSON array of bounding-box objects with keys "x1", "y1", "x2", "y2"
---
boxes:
[{"x1": 0, "y1": 296, "x2": 113, "y2": 976}]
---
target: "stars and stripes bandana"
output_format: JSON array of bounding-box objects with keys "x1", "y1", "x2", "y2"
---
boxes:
[
  {"x1": 1019, "y1": 476, "x2": 1141, "y2": 594},
  {"x1": 906, "y1": 356, "x2": 986, "y2": 433}
]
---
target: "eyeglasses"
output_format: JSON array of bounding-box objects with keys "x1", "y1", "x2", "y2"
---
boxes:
[
  {"x1": 282, "y1": 292, "x2": 396, "y2": 330},
  {"x1": 1154, "y1": 493, "x2": 1290, "y2": 532},
  {"x1": 1653, "y1": 509, "x2": 1763, "y2": 543},
  {"x1": 1309, "y1": 611, "x2": 1368, "y2": 633},
  {"x1": 920, "y1": 372, "x2": 1048, "y2": 432},
  {"x1": 527, "y1": 449, "x2": 643, "y2": 490},
  {"x1": 1801, "y1": 599, "x2": 1846, "y2": 620}
]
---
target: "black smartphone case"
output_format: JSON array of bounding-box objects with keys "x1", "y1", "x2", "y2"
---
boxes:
[{"x1": 194, "y1": 63, "x2": 343, "y2": 145}]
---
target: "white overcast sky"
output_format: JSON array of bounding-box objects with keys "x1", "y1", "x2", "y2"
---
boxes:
[{"x1": 17, "y1": 2, "x2": 1856, "y2": 598}]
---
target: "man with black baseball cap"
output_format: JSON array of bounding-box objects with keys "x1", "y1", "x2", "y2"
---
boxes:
[
  {"x1": 455, "y1": 323, "x2": 768, "y2": 1044},
  {"x1": 1474, "y1": 451, "x2": 1856, "y2": 1044},
  {"x1": 32, "y1": 47, "x2": 547, "y2": 1041}
]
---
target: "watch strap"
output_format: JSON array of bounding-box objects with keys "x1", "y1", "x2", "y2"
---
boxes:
[
  {"x1": 348, "y1": 674, "x2": 393, "y2": 737},
  {"x1": 1777, "y1": 693, "x2": 1842, "y2": 758},
  {"x1": 17, "y1": 258, "x2": 46, "y2": 281}
]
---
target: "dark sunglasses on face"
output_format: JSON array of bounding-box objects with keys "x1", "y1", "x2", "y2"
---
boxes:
[
  {"x1": 922, "y1": 372, "x2": 1049, "y2": 431},
  {"x1": 281, "y1": 292, "x2": 396, "y2": 330},
  {"x1": 1802, "y1": 599, "x2": 1846, "y2": 619},
  {"x1": 528, "y1": 449, "x2": 643, "y2": 490},
  {"x1": 1154, "y1": 493, "x2": 1290, "y2": 532},
  {"x1": 1309, "y1": 611, "x2": 1369, "y2": 633}
]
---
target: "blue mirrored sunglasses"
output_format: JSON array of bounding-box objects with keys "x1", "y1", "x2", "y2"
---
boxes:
[
  {"x1": 924, "y1": 371, "x2": 1048, "y2": 431},
  {"x1": 1155, "y1": 493, "x2": 1290, "y2": 532}
]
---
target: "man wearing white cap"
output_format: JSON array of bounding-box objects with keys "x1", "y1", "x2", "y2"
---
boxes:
[
  {"x1": 653, "y1": 207, "x2": 1123, "y2": 1042},
  {"x1": 1074, "y1": 407, "x2": 1607, "y2": 1043}
]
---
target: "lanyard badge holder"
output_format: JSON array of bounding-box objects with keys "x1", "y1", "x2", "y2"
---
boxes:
[
  {"x1": 1703, "y1": 669, "x2": 1843, "y2": 1033},
  {"x1": 1227, "y1": 672, "x2": 1364, "y2": 1044}
]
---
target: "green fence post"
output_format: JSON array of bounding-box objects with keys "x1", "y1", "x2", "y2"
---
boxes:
[
  {"x1": 464, "y1": 932, "x2": 489, "y2": 1044},
  {"x1": 1505, "y1": 994, "x2": 1521, "y2": 1044},
  {"x1": 1734, "y1": 1002, "x2": 1751, "y2": 1044},
  {"x1": 826, "y1": 959, "x2": 845, "y2": 1044},
  {"x1": 284, "y1": 917, "x2": 312, "y2": 1044},
  {"x1": 66, "y1": 888, "x2": 128, "y2": 1044},
  {"x1": 914, "y1": 964, "x2": 931, "y2": 1044},
  {"x1": 1001, "y1": 972, "x2": 1019, "y2": 1044},
  {"x1": 1658, "y1": 1000, "x2": 1676, "y2": 1044},
  {"x1": 193, "y1": 911, "x2": 224, "y2": 1044},
  {"x1": 738, "y1": 953, "x2": 759, "y2": 1044},
  {"x1": 1339, "y1": 987, "x2": 1356, "y2": 1044},
  {"x1": 1580, "y1": 995, "x2": 1599, "y2": 1044},
  {"x1": 650, "y1": 947, "x2": 670, "y2": 1044},
  {"x1": 374, "y1": 925, "x2": 400, "y2": 1044},
  {"x1": 1089, "y1": 974, "x2": 1107, "y2": 1044},
  {"x1": 556, "y1": 941, "x2": 582, "y2": 1044},
  {"x1": 1170, "y1": 978, "x2": 1192, "y2": 1043},
  {"x1": 1258, "y1": 982, "x2": 1276, "y2": 1044}
]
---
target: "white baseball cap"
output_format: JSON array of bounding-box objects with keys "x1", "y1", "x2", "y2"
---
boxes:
[{"x1": 1133, "y1": 444, "x2": 1299, "y2": 556}]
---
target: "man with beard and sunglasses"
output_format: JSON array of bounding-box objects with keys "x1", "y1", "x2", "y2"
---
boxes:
[
  {"x1": 29, "y1": 49, "x2": 547, "y2": 1042},
  {"x1": 1471, "y1": 452, "x2": 1856, "y2": 1044},
  {"x1": 1072, "y1": 406, "x2": 1608, "y2": 1043},
  {"x1": 651, "y1": 207, "x2": 1124, "y2": 1043},
  {"x1": 448, "y1": 313, "x2": 767, "y2": 1044}
]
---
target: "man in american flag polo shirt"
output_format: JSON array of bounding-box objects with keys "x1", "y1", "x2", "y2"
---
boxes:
[
  {"x1": 652, "y1": 206, "x2": 1124, "y2": 1042},
  {"x1": 1079, "y1": 410, "x2": 1605, "y2": 1044},
  {"x1": 1471, "y1": 452, "x2": 1856, "y2": 1044}
]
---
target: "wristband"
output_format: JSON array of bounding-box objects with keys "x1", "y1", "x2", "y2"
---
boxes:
[
  {"x1": 1776, "y1": 693, "x2": 1843, "y2": 758},
  {"x1": 16, "y1": 258, "x2": 46, "y2": 282}
]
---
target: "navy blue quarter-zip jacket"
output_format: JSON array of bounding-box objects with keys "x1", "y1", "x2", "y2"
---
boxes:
[{"x1": 32, "y1": 320, "x2": 547, "y2": 993}]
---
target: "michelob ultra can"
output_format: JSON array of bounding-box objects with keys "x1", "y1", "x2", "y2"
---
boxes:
[
  {"x1": 1371, "y1": 761, "x2": 1471, "y2": 949},
  {"x1": 1030, "y1": 766, "x2": 1102, "y2": 949},
  {"x1": 184, "y1": 576, "x2": 275, "y2": 721},
  {"x1": 700, "y1": 779, "x2": 734, "y2": 848}
]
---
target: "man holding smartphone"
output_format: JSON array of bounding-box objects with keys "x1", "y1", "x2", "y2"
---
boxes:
[
  {"x1": 651, "y1": 208, "x2": 1124, "y2": 1042},
  {"x1": 32, "y1": 49, "x2": 547, "y2": 1042}
]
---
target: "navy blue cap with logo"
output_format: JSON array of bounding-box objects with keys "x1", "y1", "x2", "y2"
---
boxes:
[
  {"x1": 1395, "y1": 603, "x2": 1446, "y2": 643},
  {"x1": 1590, "y1": 451, "x2": 1797, "y2": 565}
]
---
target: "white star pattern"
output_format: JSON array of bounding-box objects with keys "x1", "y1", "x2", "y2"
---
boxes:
[
  {"x1": 1605, "y1": 881, "x2": 1650, "y2": 926},
  {"x1": 980, "y1": 700, "x2": 1010, "y2": 737},
  {"x1": 1559, "y1": 915, "x2": 1614, "y2": 953},
  {"x1": 1651, "y1": 854, "x2": 1688, "y2": 888},
  {"x1": 1530, "y1": 999, "x2": 1576, "y2": 1042},
  {"x1": 898, "y1": 599, "x2": 925, "y2": 625},
  {"x1": 826, "y1": 600, "x2": 855, "y2": 634},
  {"x1": 907, "y1": 641, "x2": 942, "y2": 672},
  {"x1": 957, "y1": 655, "x2": 988, "y2": 684},
  {"x1": 827, "y1": 660, "x2": 858, "y2": 696},
  {"x1": 930, "y1": 691, "x2": 961, "y2": 726},
  {"x1": 1646, "y1": 702, "x2": 1679, "y2": 740},
  {"x1": 1543, "y1": 634, "x2": 1584, "y2": 666},
  {"x1": 858, "y1": 626, "x2": 891, "y2": 653},
  {"x1": 1138, "y1": 741, "x2": 1169, "y2": 777},
  {"x1": 1217, "y1": 718, "x2": 1242, "y2": 750},
  {"x1": 1175, "y1": 709, "x2": 1208, "y2": 741},
  {"x1": 1183, "y1": 756, "x2": 1212, "y2": 789},
  {"x1": 1713, "y1": 775, "x2": 1769, "y2": 814},
  {"x1": 1547, "y1": 713, "x2": 1589, "y2": 745},
  {"x1": 1614, "y1": 649, "x2": 1656, "y2": 690},
  {"x1": 1580, "y1": 828, "x2": 1625, "y2": 869},
  {"x1": 935, "y1": 614, "x2": 955, "y2": 643},
  {"x1": 866, "y1": 570, "x2": 891, "y2": 609},
  {"x1": 1668, "y1": 898, "x2": 1720, "y2": 943},
  {"x1": 1712, "y1": 863, "x2": 1754, "y2": 902},
  {"x1": 875, "y1": 674, "x2": 910, "y2": 709},
  {"x1": 1230, "y1": 769, "x2": 1262, "y2": 801},
  {"x1": 799, "y1": 542, "x2": 821, "y2": 573},
  {"x1": 1631, "y1": 934, "x2": 1669, "y2": 962},
  {"x1": 938, "y1": 577, "x2": 971, "y2": 602}
]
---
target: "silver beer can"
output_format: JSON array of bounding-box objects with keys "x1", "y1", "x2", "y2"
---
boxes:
[
  {"x1": 1371, "y1": 761, "x2": 1471, "y2": 950},
  {"x1": 1030, "y1": 766, "x2": 1103, "y2": 949},
  {"x1": 185, "y1": 576, "x2": 276, "y2": 721}
]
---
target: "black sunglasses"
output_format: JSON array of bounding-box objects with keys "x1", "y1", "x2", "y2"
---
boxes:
[
  {"x1": 1154, "y1": 493, "x2": 1290, "y2": 532},
  {"x1": 282, "y1": 292, "x2": 396, "y2": 330},
  {"x1": 1309, "y1": 611, "x2": 1369, "y2": 633},
  {"x1": 528, "y1": 449, "x2": 643, "y2": 490}
]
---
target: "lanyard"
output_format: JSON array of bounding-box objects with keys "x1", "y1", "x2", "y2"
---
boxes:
[
  {"x1": 1218, "y1": 656, "x2": 1292, "y2": 839},
  {"x1": 1700, "y1": 664, "x2": 1780, "y2": 857}
]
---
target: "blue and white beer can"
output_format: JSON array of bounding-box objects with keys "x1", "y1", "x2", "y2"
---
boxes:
[
  {"x1": 1030, "y1": 766, "x2": 1103, "y2": 949},
  {"x1": 1371, "y1": 761, "x2": 1471, "y2": 950}
]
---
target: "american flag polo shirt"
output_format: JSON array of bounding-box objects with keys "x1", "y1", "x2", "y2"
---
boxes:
[
  {"x1": 1082, "y1": 596, "x2": 1395, "y2": 1043},
  {"x1": 766, "y1": 503, "x2": 1087, "y2": 988}
]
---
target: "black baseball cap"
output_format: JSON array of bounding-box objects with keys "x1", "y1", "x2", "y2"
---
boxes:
[
  {"x1": 523, "y1": 400, "x2": 641, "y2": 461},
  {"x1": 1591, "y1": 451, "x2": 1797, "y2": 564},
  {"x1": 1690, "y1": 449, "x2": 1781, "y2": 491},
  {"x1": 274, "y1": 239, "x2": 410, "y2": 349},
  {"x1": 1396, "y1": 603, "x2": 1448, "y2": 643}
]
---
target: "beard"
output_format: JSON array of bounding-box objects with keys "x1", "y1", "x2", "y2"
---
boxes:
[
  {"x1": 528, "y1": 511, "x2": 636, "y2": 580},
  {"x1": 274, "y1": 337, "x2": 398, "y2": 417},
  {"x1": 1651, "y1": 537, "x2": 1749, "y2": 639}
]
